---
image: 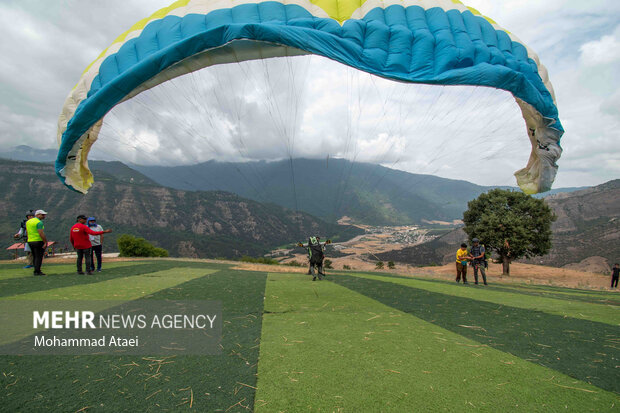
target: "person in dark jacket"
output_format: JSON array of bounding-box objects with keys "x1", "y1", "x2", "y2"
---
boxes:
[
  {"x1": 612, "y1": 263, "x2": 619, "y2": 289},
  {"x1": 14, "y1": 210, "x2": 35, "y2": 268},
  {"x1": 470, "y1": 238, "x2": 488, "y2": 285},
  {"x1": 297, "y1": 236, "x2": 331, "y2": 281},
  {"x1": 70, "y1": 215, "x2": 111, "y2": 275}
]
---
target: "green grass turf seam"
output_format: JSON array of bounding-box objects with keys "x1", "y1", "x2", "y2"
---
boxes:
[
  {"x1": 343, "y1": 273, "x2": 620, "y2": 326},
  {"x1": 0, "y1": 262, "x2": 144, "y2": 281},
  {"x1": 254, "y1": 272, "x2": 619, "y2": 412},
  {"x1": 0, "y1": 261, "x2": 229, "y2": 300},
  {"x1": 330, "y1": 274, "x2": 620, "y2": 395},
  {"x1": 329, "y1": 270, "x2": 619, "y2": 305},
  {"x1": 0, "y1": 265, "x2": 267, "y2": 412}
]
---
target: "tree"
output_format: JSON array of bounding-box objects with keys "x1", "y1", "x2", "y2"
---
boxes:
[
  {"x1": 387, "y1": 261, "x2": 395, "y2": 269},
  {"x1": 375, "y1": 261, "x2": 384, "y2": 269},
  {"x1": 324, "y1": 259, "x2": 333, "y2": 269},
  {"x1": 462, "y1": 189, "x2": 555, "y2": 275}
]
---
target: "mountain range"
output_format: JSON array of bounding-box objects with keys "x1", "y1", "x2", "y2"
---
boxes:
[
  {"x1": 1, "y1": 146, "x2": 587, "y2": 226},
  {"x1": 0, "y1": 159, "x2": 360, "y2": 259},
  {"x1": 133, "y1": 158, "x2": 590, "y2": 225},
  {"x1": 0, "y1": 144, "x2": 496, "y2": 224},
  {"x1": 3, "y1": 146, "x2": 611, "y2": 269}
]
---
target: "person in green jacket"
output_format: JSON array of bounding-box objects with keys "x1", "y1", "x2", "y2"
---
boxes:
[{"x1": 26, "y1": 209, "x2": 48, "y2": 276}]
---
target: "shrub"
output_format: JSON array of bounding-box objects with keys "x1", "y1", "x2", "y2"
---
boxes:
[
  {"x1": 388, "y1": 261, "x2": 395, "y2": 269},
  {"x1": 285, "y1": 260, "x2": 303, "y2": 267},
  {"x1": 343, "y1": 265, "x2": 351, "y2": 270},
  {"x1": 117, "y1": 234, "x2": 169, "y2": 257},
  {"x1": 240, "y1": 256, "x2": 280, "y2": 265},
  {"x1": 324, "y1": 259, "x2": 333, "y2": 269},
  {"x1": 375, "y1": 261, "x2": 384, "y2": 269}
]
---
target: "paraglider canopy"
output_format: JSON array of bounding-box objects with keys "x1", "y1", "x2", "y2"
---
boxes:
[{"x1": 56, "y1": 0, "x2": 563, "y2": 194}]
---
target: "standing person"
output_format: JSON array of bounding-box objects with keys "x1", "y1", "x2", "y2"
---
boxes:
[
  {"x1": 297, "y1": 236, "x2": 331, "y2": 281},
  {"x1": 455, "y1": 243, "x2": 470, "y2": 284},
  {"x1": 612, "y1": 263, "x2": 619, "y2": 289},
  {"x1": 70, "y1": 215, "x2": 111, "y2": 275},
  {"x1": 470, "y1": 238, "x2": 488, "y2": 285},
  {"x1": 87, "y1": 217, "x2": 105, "y2": 272},
  {"x1": 26, "y1": 210, "x2": 48, "y2": 276},
  {"x1": 14, "y1": 211, "x2": 35, "y2": 268}
]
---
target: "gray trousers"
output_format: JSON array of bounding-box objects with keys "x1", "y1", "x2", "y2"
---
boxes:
[{"x1": 472, "y1": 262, "x2": 487, "y2": 284}]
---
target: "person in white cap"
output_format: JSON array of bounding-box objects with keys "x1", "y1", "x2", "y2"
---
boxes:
[{"x1": 26, "y1": 210, "x2": 48, "y2": 276}]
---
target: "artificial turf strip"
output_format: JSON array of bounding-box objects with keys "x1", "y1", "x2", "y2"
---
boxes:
[
  {"x1": 487, "y1": 284, "x2": 620, "y2": 307},
  {"x1": 0, "y1": 265, "x2": 268, "y2": 412},
  {"x1": 499, "y1": 281, "x2": 616, "y2": 296},
  {"x1": 0, "y1": 268, "x2": 217, "y2": 346},
  {"x1": 332, "y1": 270, "x2": 620, "y2": 306},
  {"x1": 2, "y1": 268, "x2": 216, "y2": 301},
  {"x1": 254, "y1": 273, "x2": 618, "y2": 412},
  {"x1": 448, "y1": 278, "x2": 620, "y2": 306},
  {"x1": 340, "y1": 273, "x2": 620, "y2": 326},
  {"x1": 0, "y1": 262, "x2": 141, "y2": 281},
  {"x1": 0, "y1": 261, "x2": 228, "y2": 299},
  {"x1": 331, "y1": 274, "x2": 620, "y2": 395},
  {"x1": 464, "y1": 284, "x2": 620, "y2": 307}
]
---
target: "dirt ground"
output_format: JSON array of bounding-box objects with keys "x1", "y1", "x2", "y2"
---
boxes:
[
  {"x1": 246, "y1": 253, "x2": 616, "y2": 290},
  {"x1": 4, "y1": 255, "x2": 615, "y2": 291}
]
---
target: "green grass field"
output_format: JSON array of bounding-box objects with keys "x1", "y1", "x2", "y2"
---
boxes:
[{"x1": 0, "y1": 260, "x2": 618, "y2": 412}]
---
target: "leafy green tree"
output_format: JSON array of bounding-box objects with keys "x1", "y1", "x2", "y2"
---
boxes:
[
  {"x1": 387, "y1": 261, "x2": 395, "y2": 269},
  {"x1": 117, "y1": 234, "x2": 169, "y2": 257},
  {"x1": 343, "y1": 264, "x2": 351, "y2": 270},
  {"x1": 375, "y1": 261, "x2": 384, "y2": 269},
  {"x1": 463, "y1": 189, "x2": 555, "y2": 275},
  {"x1": 324, "y1": 259, "x2": 333, "y2": 269}
]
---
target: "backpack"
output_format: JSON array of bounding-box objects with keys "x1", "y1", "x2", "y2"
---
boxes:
[
  {"x1": 308, "y1": 237, "x2": 324, "y2": 258},
  {"x1": 470, "y1": 244, "x2": 485, "y2": 264},
  {"x1": 19, "y1": 219, "x2": 28, "y2": 241}
]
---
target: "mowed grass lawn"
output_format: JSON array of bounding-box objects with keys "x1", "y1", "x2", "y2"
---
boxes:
[{"x1": 0, "y1": 260, "x2": 618, "y2": 412}]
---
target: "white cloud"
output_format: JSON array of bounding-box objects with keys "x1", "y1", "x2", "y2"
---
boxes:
[
  {"x1": 579, "y1": 30, "x2": 620, "y2": 66},
  {"x1": 0, "y1": 0, "x2": 618, "y2": 191}
]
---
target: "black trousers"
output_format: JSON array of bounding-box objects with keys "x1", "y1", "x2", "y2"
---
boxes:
[
  {"x1": 612, "y1": 276, "x2": 619, "y2": 288},
  {"x1": 28, "y1": 241, "x2": 45, "y2": 274},
  {"x1": 76, "y1": 248, "x2": 92, "y2": 273},
  {"x1": 310, "y1": 255, "x2": 324, "y2": 276},
  {"x1": 90, "y1": 245, "x2": 103, "y2": 271}
]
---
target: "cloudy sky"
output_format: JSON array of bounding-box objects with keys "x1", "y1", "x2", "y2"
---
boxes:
[{"x1": 0, "y1": 0, "x2": 618, "y2": 189}]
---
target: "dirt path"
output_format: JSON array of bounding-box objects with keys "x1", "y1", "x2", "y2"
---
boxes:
[
  {"x1": 272, "y1": 253, "x2": 615, "y2": 290},
  {"x1": 4, "y1": 256, "x2": 614, "y2": 290}
]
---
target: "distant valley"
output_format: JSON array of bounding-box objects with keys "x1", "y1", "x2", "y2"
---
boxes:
[{"x1": 376, "y1": 180, "x2": 620, "y2": 272}]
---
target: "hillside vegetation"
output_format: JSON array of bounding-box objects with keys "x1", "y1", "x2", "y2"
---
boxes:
[
  {"x1": 0, "y1": 159, "x2": 361, "y2": 258},
  {"x1": 136, "y1": 158, "x2": 499, "y2": 225}
]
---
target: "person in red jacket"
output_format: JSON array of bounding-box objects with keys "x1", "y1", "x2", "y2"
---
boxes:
[{"x1": 70, "y1": 215, "x2": 112, "y2": 275}]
